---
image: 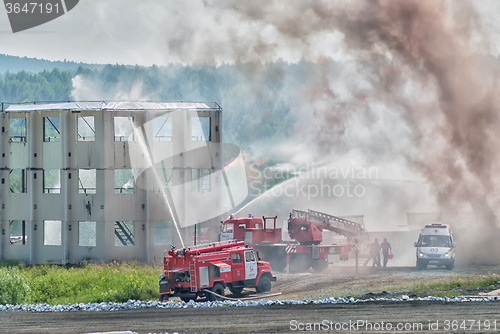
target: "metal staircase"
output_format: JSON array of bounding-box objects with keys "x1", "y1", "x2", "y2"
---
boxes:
[{"x1": 114, "y1": 221, "x2": 135, "y2": 246}]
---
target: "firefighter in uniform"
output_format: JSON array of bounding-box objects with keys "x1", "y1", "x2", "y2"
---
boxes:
[
  {"x1": 364, "y1": 239, "x2": 381, "y2": 267},
  {"x1": 381, "y1": 238, "x2": 392, "y2": 267}
]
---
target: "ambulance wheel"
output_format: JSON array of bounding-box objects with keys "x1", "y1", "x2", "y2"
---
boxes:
[
  {"x1": 229, "y1": 286, "x2": 244, "y2": 295},
  {"x1": 256, "y1": 276, "x2": 272, "y2": 293},
  {"x1": 209, "y1": 283, "x2": 225, "y2": 301},
  {"x1": 416, "y1": 260, "x2": 427, "y2": 270},
  {"x1": 312, "y1": 259, "x2": 329, "y2": 273},
  {"x1": 446, "y1": 259, "x2": 454, "y2": 270}
]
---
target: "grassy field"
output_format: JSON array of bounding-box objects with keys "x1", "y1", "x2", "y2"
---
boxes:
[
  {"x1": 1, "y1": 262, "x2": 499, "y2": 305},
  {"x1": 0, "y1": 261, "x2": 160, "y2": 305},
  {"x1": 410, "y1": 274, "x2": 500, "y2": 297}
]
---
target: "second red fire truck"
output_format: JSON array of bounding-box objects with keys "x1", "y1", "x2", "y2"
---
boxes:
[{"x1": 219, "y1": 209, "x2": 369, "y2": 272}]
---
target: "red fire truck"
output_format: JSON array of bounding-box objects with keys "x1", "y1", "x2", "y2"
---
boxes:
[
  {"x1": 219, "y1": 209, "x2": 369, "y2": 272},
  {"x1": 159, "y1": 240, "x2": 276, "y2": 302}
]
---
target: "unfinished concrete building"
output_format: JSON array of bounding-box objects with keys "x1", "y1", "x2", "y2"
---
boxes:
[{"x1": 0, "y1": 101, "x2": 236, "y2": 264}]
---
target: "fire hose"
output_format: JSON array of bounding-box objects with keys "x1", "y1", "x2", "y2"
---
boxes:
[{"x1": 203, "y1": 289, "x2": 282, "y2": 301}]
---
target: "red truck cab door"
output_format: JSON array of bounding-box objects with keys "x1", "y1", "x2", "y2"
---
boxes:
[
  {"x1": 231, "y1": 252, "x2": 245, "y2": 281},
  {"x1": 244, "y1": 250, "x2": 257, "y2": 280}
]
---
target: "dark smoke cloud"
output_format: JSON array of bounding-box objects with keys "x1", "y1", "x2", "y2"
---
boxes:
[{"x1": 206, "y1": 0, "x2": 500, "y2": 229}]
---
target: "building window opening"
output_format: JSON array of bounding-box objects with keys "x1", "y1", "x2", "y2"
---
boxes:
[
  {"x1": 79, "y1": 221, "x2": 96, "y2": 247},
  {"x1": 9, "y1": 220, "x2": 26, "y2": 245},
  {"x1": 78, "y1": 116, "x2": 95, "y2": 141},
  {"x1": 10, "y1": 169, "x2": 27, "y2": 193},
  {"x1": 114, "y1": 116, "x2": 134, "y2": 142},
  {"x1": 44, "y1": 220, "x2": 62, "y2": 246},
  {"x1": 43, "y1": 117, "x2": 61, "y2": 142},
  {"x1": 43, "y1": 169, "x2": 61, "y2": 194},
  {"x1": 153, "y1": 116, "x2": 172, "y2": 141},
  {"x1": 191, "y1": 169, "x2": 211, "y2": 193},
  {"x1": 154, "y1": 220, "x2": 173, "y2": 245},
  {"x1": 115, "y1": 221, "x2": 134, "y2": 246},
  {"x1": 79, "y1": 169, "x2": 96, "y2": 194},
  {"x1": 191, "y1": 117, "x2": 210, "y2": 141},
  {"x1": 10, "y1": 117, "x2": 26, "y2": 142},
  {"x1": 114, "y1": 169, "x2": 134, "y2": 194},
  {"x1": 153, "y1": 168, "x2": 173, "y2": 193}
]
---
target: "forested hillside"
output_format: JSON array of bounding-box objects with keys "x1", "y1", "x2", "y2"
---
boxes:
[
  {"x1": 0, "y1": 54, "x2": 103, "y2": 74},
  {"x1": 0, "y1": 59, "x2": 325, "y2": 154},
  {"x1": 0, "y1": 69, "x2": 73, "y2": 102}
]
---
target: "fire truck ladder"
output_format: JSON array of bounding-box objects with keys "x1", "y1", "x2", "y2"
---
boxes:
[
  {"x1": 184, "y1": 239, "x2": 242, "y2": 254},
  {"x1": 189, "y1": 262, "x2": 197, "y2": 292},
  {"x1": 291, "y1": 209, "x2": 369, "y2": 240},
  {"x1": 114, "y1": 221, "x2": 135, "y2": 246}
]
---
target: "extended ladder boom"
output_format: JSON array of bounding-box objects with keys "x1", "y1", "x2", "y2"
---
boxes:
[{"x1": 291, "y1": 209, "x2": 369, "y2": 240}]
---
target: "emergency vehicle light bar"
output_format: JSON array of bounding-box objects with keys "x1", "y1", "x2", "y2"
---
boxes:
[{"x1": 425, "y1": 224, "x2": 446, "y2": 228}]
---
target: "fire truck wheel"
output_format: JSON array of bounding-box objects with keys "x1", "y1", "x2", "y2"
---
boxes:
[
  {"x1": 290, "y1": 254, "x2": 311, "y2": 272},
  {"x1": 256, "y1": 276, "x2": 272, "y2": 293},
  {"x1": 312, "y1": 259, "x2": 328, "y2": 272},
  {"x1": 209, "y1": 283, "x2": 225, "y2": 301},
  {"x1": 270, "y1": 259, "x2": 287, "y2": 272},
  {"x1": 229, "y1": 286, "x2": 244, "y2": 295}
]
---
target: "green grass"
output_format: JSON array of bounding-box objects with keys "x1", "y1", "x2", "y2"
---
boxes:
[
  {"x1": 410, "y1": 274, "x2": 500, "y2": 298},
  {"x1": 0, "y1": 261, "x2": 161, "y2": 305},
  {"x1": 2, "y1": 262, "x2": 499, "y2": 305}
]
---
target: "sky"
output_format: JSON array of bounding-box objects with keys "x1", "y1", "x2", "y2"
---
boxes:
[
  {"x1": 1, "y1": 0, "x2": 496, "y2": 66},
  {"x1": 1, "y1": 0, "x2": 334, "y2": 65}
]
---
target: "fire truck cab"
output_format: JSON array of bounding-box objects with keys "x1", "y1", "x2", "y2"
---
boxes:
[
  {"x1": 159, "y1": 240, "x2": 276, "y2": 302},
  {"x1": 220, "y1": 214, "x2": 281, "y2": 244}
]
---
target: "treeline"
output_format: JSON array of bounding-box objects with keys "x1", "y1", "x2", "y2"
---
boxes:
[
  {"x1": 0, "y1": 69, "x2": 73, "y2": 103},
  {"x1": 0, "y1": 54, "x2": 103, "y2": 74},
  {"x1": 1, "y1": 59, "x2": 324, "y2": 153}
]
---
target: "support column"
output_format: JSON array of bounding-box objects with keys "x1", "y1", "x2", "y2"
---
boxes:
[
  {"x1": 144, "y1": 110, "x2": 150, "y2": 263},
  {"x1": 0, "y1": 112, "x2": 6, "y2": 261},
  {"x1": 62, "y1": 109, "x2": 76, "y2": 264}
]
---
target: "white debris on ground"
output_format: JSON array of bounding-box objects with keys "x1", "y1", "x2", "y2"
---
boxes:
[
  {"x1": 0, "y1": 295, "x2": 499, "y2": 313},
  {"x1": 479, "y1": 288, "x2": 500, "y2": 296}
]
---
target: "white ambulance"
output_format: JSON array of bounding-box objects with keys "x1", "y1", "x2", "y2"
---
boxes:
[{"x1": 414, "y1": 223, "x2": 456, "y2": 270}]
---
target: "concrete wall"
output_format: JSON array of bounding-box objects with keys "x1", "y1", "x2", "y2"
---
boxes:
[{"x1": 0, "y1": 104, "x2": 223, "y2": 264}]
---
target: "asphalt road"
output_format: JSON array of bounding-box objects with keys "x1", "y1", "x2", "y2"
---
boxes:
[{"x1": 1, "y1": 300, "x2": 499, "y2": 334}]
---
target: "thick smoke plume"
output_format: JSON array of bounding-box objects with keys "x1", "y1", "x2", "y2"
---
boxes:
[
  {"x1": 73, "y1": 1, "x2": 500, "y2": 262},
  {"x1": 198, "y1": 1, "x2": 500, "y2": 231}
]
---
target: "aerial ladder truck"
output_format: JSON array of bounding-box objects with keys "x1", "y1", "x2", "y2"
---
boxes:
[{"x1": 219, "y1": 209, "x2": 369, "y2": 272}]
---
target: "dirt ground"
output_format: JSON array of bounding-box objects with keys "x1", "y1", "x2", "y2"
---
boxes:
[
  {"x1": 2, "y1": 263, "x2": 500, "y2": 334},
  {"x1": 234, "y1": 262, "x2": 500, "y2": 301}
]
